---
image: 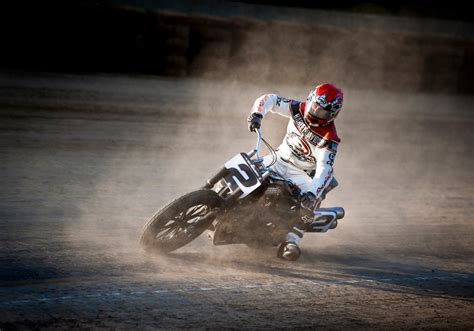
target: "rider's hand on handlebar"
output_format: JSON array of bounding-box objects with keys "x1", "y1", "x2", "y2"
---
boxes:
[
  {"x1": 300, "y1": 191, "x2": 318, "y2": 210},
  {"x1": 248, "y1": 112, "x2": 263, "y2": 132}
]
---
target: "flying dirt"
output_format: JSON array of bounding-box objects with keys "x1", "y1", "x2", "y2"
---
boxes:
[{"x1": 0, "y1": 71, "x2": 473, "y2": 329}]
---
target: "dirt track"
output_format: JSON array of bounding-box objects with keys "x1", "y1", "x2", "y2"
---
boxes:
[{"x1": 0, "y1": 71, "x2": 473, "y2": 329}]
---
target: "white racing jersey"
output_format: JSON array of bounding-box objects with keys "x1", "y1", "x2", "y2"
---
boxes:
[{"x1": 250, "y1": 94, "x2": 340, "y2": 199}]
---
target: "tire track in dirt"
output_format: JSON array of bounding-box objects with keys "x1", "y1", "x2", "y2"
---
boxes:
[{"x1": 1, "y1": 72, "x2": 473, "y2": 329}]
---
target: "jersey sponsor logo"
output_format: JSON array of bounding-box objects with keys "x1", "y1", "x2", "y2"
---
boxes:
[
  {"x1": 315, "y1": 168, "x2": 334, "y2": 197},
  {"x1": 292, "y1": 112, "x2": 327, "y2": 147},
  {"x1": 285, "y1": 132, "x2": 316, "y2": 164},
  {"x1": 276, "y1": 96, "x2": 292, "y2": 107},
  {"x1": 326, "y1": 152, "x2": 335, "y2": 166}
]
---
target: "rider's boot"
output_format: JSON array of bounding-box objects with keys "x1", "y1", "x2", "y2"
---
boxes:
[
  {"x1": 277, "y1": 227, "x2": 303, "y2": 261},
  {"x1": 278, "y1": 178, "x2": 339, "y2": 261}
]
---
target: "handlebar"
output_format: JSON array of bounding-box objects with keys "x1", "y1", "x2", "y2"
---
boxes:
[
  {"x1": 247, "y1": 128, "x2": 263, "y2": 161},
  {"x1": 246, "y1": 129, "x2": 302, "y2": 199},
  {"x1": 254, "y1": 128, "x2": 263, "y2": 161},
  {"x1": 249, "y1": 129, "x2": 297, "y2": 185}
]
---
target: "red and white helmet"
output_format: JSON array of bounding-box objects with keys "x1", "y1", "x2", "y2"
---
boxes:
[{"x1": 305, "y1": 83, "x2": 343, "y2": 127}]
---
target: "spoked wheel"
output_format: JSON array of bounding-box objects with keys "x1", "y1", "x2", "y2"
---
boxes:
[
  {"x1": 140, "y1": 190, "x2": 222, "y2": 253},
  {"x1": 155, "y1": 204, "x2": 210, "y2": 242}
]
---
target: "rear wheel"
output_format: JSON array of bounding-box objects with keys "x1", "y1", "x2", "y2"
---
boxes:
[{"x1": 140, "y1": 190, "x2": 222, "y2": 253}]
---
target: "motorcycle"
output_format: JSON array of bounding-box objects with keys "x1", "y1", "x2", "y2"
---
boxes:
[{"x1": 140, "y1": 129, "x2": 345, "y2": 258}]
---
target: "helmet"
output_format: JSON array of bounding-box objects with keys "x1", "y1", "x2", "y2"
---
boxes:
[{"x1": 305, "y1": 83, "x2": 343, "y2": 127}]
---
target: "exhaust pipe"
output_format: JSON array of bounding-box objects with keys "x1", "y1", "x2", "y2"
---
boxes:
[{"x1": 317, "y1": 207, "x2": 345, "y2": 219}]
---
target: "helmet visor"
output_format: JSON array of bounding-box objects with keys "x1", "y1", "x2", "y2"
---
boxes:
[{"x1": 307, "y1": 103, "x2": 333, "y2": 123}]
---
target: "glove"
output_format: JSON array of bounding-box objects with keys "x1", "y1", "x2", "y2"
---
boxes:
[
  {"x1": 300, "y1": 191, "x2": 318, "y2": 210},
  {"x1": 247, "y1": 112, "x2": 263, "y2": 132}
]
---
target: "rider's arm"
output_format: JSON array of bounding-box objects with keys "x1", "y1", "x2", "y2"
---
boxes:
[
  {"x1": 310, "y1": 143, "x2": 337, "y2": 200},
  {"x1": 250, "y1": 94, "x2": 295, "y2": 118}
]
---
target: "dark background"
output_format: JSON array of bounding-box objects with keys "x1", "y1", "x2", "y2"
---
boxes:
[
  {"x1": 1, "y1": 2, "x2": 473, "y2": 329},
  {"x1": 1, "y1": 0, "x2": 473, "y2": 93}
]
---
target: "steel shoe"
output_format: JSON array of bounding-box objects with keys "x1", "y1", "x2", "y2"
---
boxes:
[{"x1": 277, "y1": 241, "x2": 301, "y2": 261}]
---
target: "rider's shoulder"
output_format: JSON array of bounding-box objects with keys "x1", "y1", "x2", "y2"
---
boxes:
[
  {"x1": 289, "y1": 100, "x2": 303, "y2": 115},
  {"x1": 322, "y1": 123, "x2": 340, "y2": 153},
  {"x1": 321, "y1": 122, "x2": 341, "y2": 144}
]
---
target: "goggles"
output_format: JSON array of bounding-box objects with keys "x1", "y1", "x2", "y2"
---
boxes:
[{"x1": 306, "y1": 102, "x2": 334, "y2": 123}]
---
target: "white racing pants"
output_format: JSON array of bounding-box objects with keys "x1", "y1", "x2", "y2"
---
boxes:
[
  {"x1": 263, "y1": 153, "x2": 338, "y2": 245},
  {"x1": 262, "y1": 154, "x2": 315, "y2": 193}
]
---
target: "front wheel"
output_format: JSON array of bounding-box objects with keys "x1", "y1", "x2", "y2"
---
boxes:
[{"x1": 140, "y1": 190, "x2": 222, "y2": 253}]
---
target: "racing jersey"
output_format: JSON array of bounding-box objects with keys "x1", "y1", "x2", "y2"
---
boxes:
[{"x1": 250, "y1": 93, "x2": 340, "y2": 198}]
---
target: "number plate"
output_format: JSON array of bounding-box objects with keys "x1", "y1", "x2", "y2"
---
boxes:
[{"x1": 224, "y1": 153, "x2": 262, "y2": 198}]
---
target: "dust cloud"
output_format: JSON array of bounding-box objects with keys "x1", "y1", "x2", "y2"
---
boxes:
[
  {"x1": 1, "y1": 17, "x2": 473, "y2": 284},
  {"x1": 31, "y1": 75, "x2": 473, "y2": 277},
  {"x1": 183, "y1": 21, "x2": 473, "y2": 265}
]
